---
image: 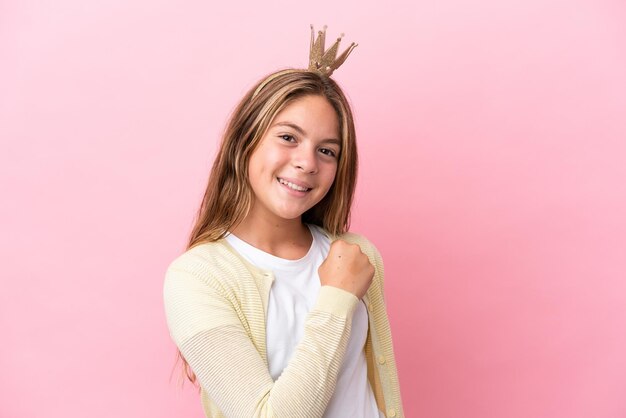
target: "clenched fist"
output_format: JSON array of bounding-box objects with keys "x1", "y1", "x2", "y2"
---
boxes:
[{"x1": 318, "y1": 240, "x2": 375, "y2": 299}]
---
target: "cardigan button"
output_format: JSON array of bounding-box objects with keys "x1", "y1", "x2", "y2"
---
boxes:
[
  {"x1": 377, "y1": 355, "x2": 386, "y2": 364},
  {"x1": 387, "y1": 408, "x2": 396, "y2": 417}
]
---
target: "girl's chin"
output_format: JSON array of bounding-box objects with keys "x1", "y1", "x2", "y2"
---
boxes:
[
  {"x1": 273, "y1": 210, "x2": 307, "y2": 221},
  {"x1": 271, "y1": 204, "x2": 317, "y2": 221}
]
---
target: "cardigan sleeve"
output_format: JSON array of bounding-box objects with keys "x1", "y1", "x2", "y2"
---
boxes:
[
  {"x1": 371, "y1": 242, "x2": 386, "y2": 302},
  {"x1": 163, "y1": 261, "x2": 359, "y2": 418}
]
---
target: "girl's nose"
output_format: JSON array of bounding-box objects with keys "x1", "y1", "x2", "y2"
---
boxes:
[{"x1": 292, "y1": 147, "x2": 318, "y2": 174}]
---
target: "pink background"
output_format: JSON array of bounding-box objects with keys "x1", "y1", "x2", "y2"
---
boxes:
[{"x1": 2, "y1": 0, "x2": 625, "y2": 417}]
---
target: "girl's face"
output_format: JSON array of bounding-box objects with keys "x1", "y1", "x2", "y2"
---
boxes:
[{"x1": 247, "y1": 94, "x2": 341, "y2": 224}]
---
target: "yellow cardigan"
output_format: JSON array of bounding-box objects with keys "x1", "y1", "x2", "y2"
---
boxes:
[{"x1": 163, "y1": 231, "x2": 404, "y2": 417}]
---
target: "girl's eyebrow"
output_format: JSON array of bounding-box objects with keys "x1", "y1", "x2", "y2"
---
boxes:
[
  {"x1": 273, "y1": 121, "x2": 341, "y2": 146},
  {"x1": 274, "y1": 121, "x2": 306, "y2": 135}
]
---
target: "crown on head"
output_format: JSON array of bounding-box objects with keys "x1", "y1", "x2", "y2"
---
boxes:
[
  {"x1": 308, "y1": 25, "x2": 358, "y2": 77},
  {"x1": 251, "y1": 25, "x2": 357, "y2": 98}
]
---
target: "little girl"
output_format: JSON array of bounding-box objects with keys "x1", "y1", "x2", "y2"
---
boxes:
[{"x1": 164, "y1": 26, "x2": 404, "y2": 418}]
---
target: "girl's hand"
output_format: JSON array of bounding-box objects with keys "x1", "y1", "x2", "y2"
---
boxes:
[{"x1": 318, "y1": 239, "x2": 375, "y2": 299}]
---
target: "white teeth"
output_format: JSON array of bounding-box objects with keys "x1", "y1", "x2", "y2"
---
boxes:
[{"x1": 278, "y1": 178, "x2": 309, "y2": 192}]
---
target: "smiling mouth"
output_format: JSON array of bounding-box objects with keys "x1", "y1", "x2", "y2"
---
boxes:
[{"x1": 277, "y1": 177, "x2": 312, "y2": 192}]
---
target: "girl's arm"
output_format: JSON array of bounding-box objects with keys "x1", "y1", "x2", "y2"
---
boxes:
[{"x1": 164, "y1": 262, "x2": 359, "y2": 418}]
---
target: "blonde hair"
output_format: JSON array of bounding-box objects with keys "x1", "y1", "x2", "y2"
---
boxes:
[{"x1": 180, "y1": 69, "x2": 359, "y2": 383}]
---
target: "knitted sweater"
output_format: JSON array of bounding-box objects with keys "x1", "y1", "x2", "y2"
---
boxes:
[{"x1": 163, "y1": 231, "x2": 404, "y2": 418}]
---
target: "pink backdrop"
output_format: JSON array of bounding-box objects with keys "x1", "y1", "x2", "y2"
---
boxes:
[{"x1": 2, "y1": 0, "x2": 625, "y2": 417}]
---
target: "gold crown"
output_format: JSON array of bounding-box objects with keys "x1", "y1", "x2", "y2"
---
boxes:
[
  {"x1": 308, "y1": 25, "x2": 358, "y2": 77},
  {"x1": 251, "y1": 25, "x2": 357, "y2": 98}
]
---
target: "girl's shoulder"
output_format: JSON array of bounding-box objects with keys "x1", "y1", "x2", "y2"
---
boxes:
[
  {"x1": 164, "y1": 240, "x2": 252, "y2": 290},
  {"x1": 337, "y1": 231, "x2": 384, "y2": 268},
  {"x1": 309, "y1": 224, "x2": 384, "y2": 268}
]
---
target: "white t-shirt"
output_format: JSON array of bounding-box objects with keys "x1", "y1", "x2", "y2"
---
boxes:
[{"x1": 225, "y1": 224, "x2": 382, "y2": 417}]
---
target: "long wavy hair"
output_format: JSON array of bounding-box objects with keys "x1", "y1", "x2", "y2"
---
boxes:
[{"x1": 180, "y1": 69, "x2": 359, "y2": 383}]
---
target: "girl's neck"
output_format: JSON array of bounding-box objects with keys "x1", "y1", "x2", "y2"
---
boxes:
[{"x1": 230, "y1": 215, "x2": 313, "y2": 260}]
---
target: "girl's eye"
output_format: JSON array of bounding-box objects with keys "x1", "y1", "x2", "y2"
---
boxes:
[
  {"x1": 319, "y1": 148, "x2": 337, "y2": 158},
  {"x1": 280, "y1": 134, "x2": 295, "y2": 142}
]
